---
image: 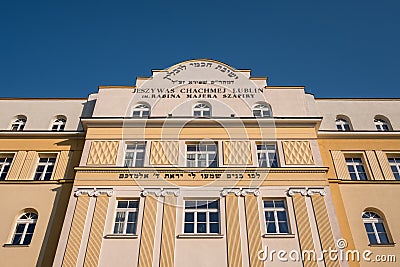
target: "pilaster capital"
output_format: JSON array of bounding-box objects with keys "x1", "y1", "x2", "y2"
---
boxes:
[
  {"x1": 221, "y1": 188, "x2": 241, "y2": 197},
  {"x1": 307, "y1": 188, "x2": 326, "y2": 196},
  {"x1": 74, "y1": 188, "x2": 113, "y2": 197},
  {"x1": 287, "y1": 188, "x2": 308, "y2": 197},
  {"x1": 142, "y1": 188, "x2": 180, "y2": 197}
]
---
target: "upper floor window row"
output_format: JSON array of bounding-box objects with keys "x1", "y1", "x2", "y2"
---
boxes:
[
  {"x1": 9, "y1": 115, "x2": 67, "y2": 132},
  {"x1": 335, "y1": 115, "x2": 393, "y2": 131},
  {"x1": 130, "y1": 102, "x2": 273, "y2": 118},
  {"x1": 123, "y1": 141, "x2": 280, "y2": 168}
]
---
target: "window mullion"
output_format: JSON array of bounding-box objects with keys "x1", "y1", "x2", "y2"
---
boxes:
[
  {"x1": 21, "y1": 223, "x2": 29, "y2": 244},
  {"x1": 372, "y1": 222, "x2": 381, "y2": 244}
]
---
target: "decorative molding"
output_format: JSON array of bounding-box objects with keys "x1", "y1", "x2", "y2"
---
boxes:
[
  {"x1": 74, "y1": 188, "x2": 113, "y2": 197},
  {"x1": 287, "y1": 188, "x2": 308, "y2": 197},
  {"x1": 307, "y1": 188, "x2": 326, "y2": 196},
  {"x1": 221, "y1": 188, "x2": 260, "y2": 197},
  {"x1": 287, "y1": 187, "x2": 327, "y2": 197},
  {"x1": 141, "y1": 188, "x2": 180, "y2": 197}
]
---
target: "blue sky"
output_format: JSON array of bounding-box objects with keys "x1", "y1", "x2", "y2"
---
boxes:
[{"x1": 0, "y1": 0, "x2": 399, "y2": 98}]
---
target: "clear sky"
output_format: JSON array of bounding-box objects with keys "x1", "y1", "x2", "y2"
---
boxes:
[{"x1": 0, "y1": 0, "x2": 399, "y2": 98}]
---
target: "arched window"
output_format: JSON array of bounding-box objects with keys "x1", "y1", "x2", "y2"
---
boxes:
[
  {"x1": 336, "y1": 118, "x2": 351, "y2": 131},
  {"x1": 193, "y1": 103, "x2": 211, "y2": 117},
  {"x1": 52, "y1": 116, "x2": 66, "y2": 131},
  {"x1": 132, "y1": 104, "x2": 150, "y2": 118},
  {"x1": 362, "y1": 211, "x2": 390, "y2": 245},
  {"x1": 253, "y1": 104, "x2": 272, "y2": 118},
  {"x1": 11, "y1": 116, "x2": 27, "y2": 131},
  {"x1": 11, "y1": 212, "x2": 38, "y2": 245},
  {"x1": 374, "y1": 117, "x2": 391, "y2": 131}
]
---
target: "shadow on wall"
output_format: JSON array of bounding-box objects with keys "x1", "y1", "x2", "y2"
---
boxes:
[{"x1": 36, "y1": 183, "x2": 73, "y2": 267}]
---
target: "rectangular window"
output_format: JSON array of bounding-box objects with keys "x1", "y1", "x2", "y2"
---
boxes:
[
  {"x1": 0, "y1": 155, "x2": 13, "y2": 180},
  {"x1": 257, "y1": 143, "x2": 279, "y2": 167},
  {"x1": 346, "y1": 157, "x2": 368, "y2": 180},
  {"x1": 113, "y1": 200, "x2": 139, "y2": 235},
  {"x1": 186, "y1": 143, "x2": 218, "y2": 168},
  {"x1": 263, "y1": 200, "x2": 290, "y2": 234},
  {"x1": 34, "y1": 156, "x2": 56, "y2": 180},
  {"x1": 124, "y1": 142, "x2": 146, "y2": 167},
  {"x1": 388, "y1": 158, "x2": 400, "y2": 180},
  {"x1": 184, "y1": 199, "x2": 220, "y2": 234}
]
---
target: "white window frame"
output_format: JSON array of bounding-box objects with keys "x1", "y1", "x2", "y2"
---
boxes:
[
  {"x1": 253, "y1": 104, "x2": 272, "y2": 118},
  {"x1": 362, "y1": 212, "x2": 390, "y2": 244},
  {"x1": 193, "y1": 103, "x2": 211, "y2": 117},
  {"x1": 11, "y1": 118, "x2": 26, "y2": 131},
  {"x1": 11, "y1": 212, "x2": 38, "y2": 245},
  {"x1": 263, "y1": 199, "x2": 290, "y2": 234},
  {"x1": 345, "y1": 157, "x2": 368, "y2": 180},
  {"x1": 52, "y1": 118, "x2": 66, "y2": 131},
  {"x1": 374, "y1": 119, "x2": 390, "y2": 131},
  {"x1": 113, "y1": 200, "x2": 140, "y2": 235},
  {"x1": 34, "y1": 156, "x2": 57, "y2": 180},
  {"x1": 186, "y1": 143, "x2": 218, "y2": 168},
  {"x1": 132, "y1": 104, "x2": 150, "y2": 118},
  {"x1": 336, "y1": 119, "x2": 351, "y2": 131},
  {"x1": 388, "y1": 157, "x2": 400, "y2": 180},
  {"x1": 0, "y1": 154, "x2": 13, "y2": 180},
  {"x1": 256, "y1": 143, "x2": 279, "y2": 167},
  {"x1": 183, "y1": 199, "x2": 220, "y2": 234},
  {"x1": 124, "y1": 142, "x2": 146, "y2": 167}
]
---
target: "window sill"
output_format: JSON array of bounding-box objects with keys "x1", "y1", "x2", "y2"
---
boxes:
[
  {"x1": 368, "y1": 243, "x2": 396, "y2": 247},
  {"x1": 104, "y1": 234, "x2": 138, "y2": 239},
  {"x1": 262, "y1": 234, "x2": 295, "y2": 238},
  {"x1": 177, "y1": 234, "x2": 224, "y2": 239},
  {"x1": 3, "y1": 244, "x2": 30, "y2": 247}
]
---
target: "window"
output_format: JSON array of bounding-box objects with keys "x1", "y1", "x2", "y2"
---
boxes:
[
  {"x1": 184, "y1": 200, "x2": 220, "y2": 234},
  {"x1": 388, "y1": 158, "x2": 400, "y2": 180},
  {"x1": 253, "y1": 103, "x2": 272, "y2": 118},
  {"x1": 132, "y1": 104, "x2": 150, "y2": 118},
  {"x1": 34, "y1": 157, "x2": 56, "y2": 180},
  {"x1": 11, "y1": 116, "x2": 27, "y2": 131},
  {"x1": 113, "y1": 200, "x2": 139, "y2": 235},
  {"x1": 263, "y1": 200, "x2": 290, "y2": 234},
  {"x1": 374, "y1": 118, "x2": 390, "y2": 131},
  {"x1": 256, "y1": 143, "x2": 279, "y2": 167},
  {"x1": 11, "y1": 212, "x2": 38, "y2": 245},
  {"x1": 186, "y1": 143, "x2": 218, "y2": 167},
  {"x1": 0, "y1": 155, "x2": 13, "y2": 180},
  {"x1": 336, "y1": 118, "x2": 351, "y2": 131},
  {"x1": 124, "y1": 142, "x2": 145, "y2": 167},
  {"x1": 346, "y1": 157, "x2": 368, "y2": 180},
  {"x1": 52, "y1": 117, "x2": 66, "y2": 131},
  {"x1": 193, "y1": 103, "x2": 211, "y2": 117},
  {"x1": 363, "y1": 211, "x2": 390, "y2": 245}
]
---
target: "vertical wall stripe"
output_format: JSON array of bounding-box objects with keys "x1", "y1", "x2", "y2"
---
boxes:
[
  {"x1": 18, "y1": 151, "x2": 38, "y2": 180},
  {"x1": 159, "y1": 195, "x2": 177, "y2": 267},
  {"x1": 292, "y1": 194, "x2": 318, "y2": 267},
  {"x1": 244, "y1": 195, "x2": 263, "y2": 267},
  {"x1": 310, "y1": 195, "x2": 340, "y2": 267},
  {"x1": 138, "y1": 196, "x2": 158, "y2": 267},
  {"x1": 53, "y1": 151, "x2": 71, "y2": 180},
  {"x1": 365, "y1": 151, "x2": 384, "y2": 180},
  {"x1": 7, "y1": 151, "x2": 27, "y2": 180},
  {"x1": 331, "y1": 151, "x2": 351, "y2": 180},
  {"x1": 376, "y1": 151, "x2": 396, "y2": 180},
  {"x1": 225, "y1": 195, "x2": 243, "y2": 267},
  {"x1": 62, "y1": 196, "x2": 90, "y2": 267},
  {"x1": 84, "y1": 195, "x2": 109, "y2": 267}
]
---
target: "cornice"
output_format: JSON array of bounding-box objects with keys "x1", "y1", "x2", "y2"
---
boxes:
[
  {"x1": 318, "y1": 131, "x2": 400, "y2": 139},
  {"x1": 0, "y1": 131, "x2": 85, "y2": 138},
  {"x1": 75, "y1": 166, "x2": 329, "y2": 174}
]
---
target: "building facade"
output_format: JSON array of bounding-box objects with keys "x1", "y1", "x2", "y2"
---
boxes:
[{"x1": 0, "y1": 59, "x2": 398, "y2": 266}]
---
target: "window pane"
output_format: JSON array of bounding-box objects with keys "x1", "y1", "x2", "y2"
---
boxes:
[
  {"x1": 210, "y1": 223, "x2": 219, "y2": 233},
  {"x1": 128, "y1": 201, "x2": 139, "y2": 208},
  {"x1": 367, "y1": 233, "x2": 378, "y2": 244},
  {"x1": 197, "y1": 201, "x2": 207, "y2": 209},
  {"x1": 126, "y1": 223, "x2": 137, "y2": 234},
  {"x1": 127, "y1": 212, "x2": 137, "y2": 222},
  {"x1": 185, "y1": 212, "x2": 194, "y2": 222},
  {"x1": 274, "y1": 201, "x2": 285, "y2": 208},
  {"x1": 278, "y1": 222, "x2": 289, "y2": 233},
  {"x1": 208, "y1": 200, "x2": 219, "y2": 209},
  {"x1": 209, "y1": 212, "x2": 219, "y2": 222},
  {"x1": 12, "y1": 234, "x2": 23, "y2": 245},
  {"x1": 23, "y1": 233, "x2": 33, "y2": 245},
  {"x1": 378, "y1": 233, "x2": 389, "y2": 244},
  {"x1": 197, "y1": 223, "x2": 207, "y2": 233},
  {"x1": 364, "y1": 223, "x2": 374, "y2": 232},
  {"x1": 277, "y1": 211, "x2": 287, "y2": 221},
  {"x1": 264, "y1": 201, "x2": 274, "y2": 208},
  {"x1": 184, "y1": 223, "x2": 194, "y2": 233},
  {"x1": 117, "y1": 201, "x2": 128, "y2": 208},
  {"x1": 266, "y1": 222, "x2": 277, "y2": 233},
  {"x1": 197, "y1": 212, "x2": 206, "y2": 222}
]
